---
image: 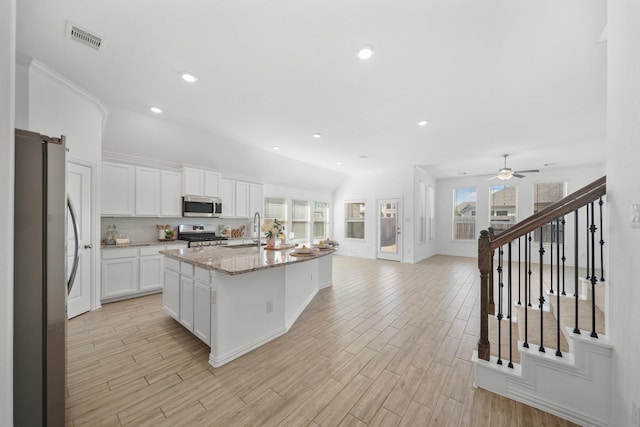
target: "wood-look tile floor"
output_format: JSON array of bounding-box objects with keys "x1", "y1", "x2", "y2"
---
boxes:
[{"x1": 66, "y1": 255, "x2": 578, "y2": 427}]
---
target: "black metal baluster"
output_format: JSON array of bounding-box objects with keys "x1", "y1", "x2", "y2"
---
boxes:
[
  {"x1": 574, "y1": 209, "x2": 581, "y2": 334},
  {"x1": 555, "y1": 219, "x2": 562, "y2": 357},
  {"x1": 586, "y1": 204, "x2": 590, "y2": 280},
  {"x1": 590, "y1": 201, "x2": 598, "y2": 338},
  {"x1": 508, "y1": 242, "x2": 514, "y2": 368},
  {"x1": 561, "y1": 217, "x2": 566, "y2": 296},
  {"x1": 517, "y1": 237, "x2": 522, "y2": 305},
  {"x1": 497, "y1": 247, "x2": 504, "y2": 365},
  {"x1": 528, "y1": 234, "x2": 532, "y2": 307},
  {"x1": 599, "y1": 197, "x2": 605, "y2": 282},
  {"x1": 550, "y1": 221, "x2": 554, "y2": 294},
  {"x1": 523, "y1": 232, "x2": 529, "y2": 348},
  {"x1": 538, "y1": 227, "x2": 546, "y2": 353}
]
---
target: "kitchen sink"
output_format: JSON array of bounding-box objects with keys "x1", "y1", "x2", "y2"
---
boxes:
[{"x1": 222, "y1": 243, "x2": 265, "y2": 249}]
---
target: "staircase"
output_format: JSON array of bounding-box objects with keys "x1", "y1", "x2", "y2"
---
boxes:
[{"x1": 472, "y1": 176, "x2": 612, "y2": 427}]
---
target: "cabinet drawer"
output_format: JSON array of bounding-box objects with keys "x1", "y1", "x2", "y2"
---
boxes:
[
  {"x1": 102, "y1": 247, "x2": 138, "y2": 260},
  {"x1": 165, "y1": 257, "x2": 180, "y2": 272},
  {"x1": 140, "y1": 245, "x2": 163, "y2": 256},
  {"x1": 181, "y1": 261, "x2": 195, "y2": 277},
  {"x1": 195, "y1": 267, "x2": 211, "y2": 284}
]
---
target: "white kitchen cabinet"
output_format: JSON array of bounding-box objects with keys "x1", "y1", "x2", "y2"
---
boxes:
[
  {"x1": 101, "y1": 248, "x2": 138, "y2": 299},
  {"x1": 249, "y1": 183, "x2": 264, "y2": 218},
  {"x1": 163, "y1": 268, "x2": 180, "y2": 320},
  {"x1": 135, "y1": 167, "x2": 161, "y2": 216},
  {"x1": 161, "y1": 170, "x2": 182, "y2": 217},
  {"x1": 183, "y1": 166, "x2": 222, "y2": 197},
  {"x1": 180, "y1": 277, "x2": 195, "y2": 331},
  {"x1": 235, "y1": 181, "x2": 250, "y2": 218},
  {"x1": 194, "y1": 281, "x2": 212, "y2": 344},
  {"x1": 139, "y1": 246, "x2": 163, "y2": 292},
  {"x1": 222, "y1": 179, "x2": 262, "y2": 218},
  {"x1": 222, "y1": 179, "x2": 235, "y2": 217},
  {"x1": 102, "y1": 162, "x2": 135, "y2": 215},
  {"x1": 204, "y1": 170, "x2": 222, "y2": 198}
]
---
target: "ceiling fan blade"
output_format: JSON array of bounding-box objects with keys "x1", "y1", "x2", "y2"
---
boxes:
[
  {"x1": 512, "y1": 173, "x2": 526, "y2": 178},
  {"x1": 514, "y1": 169, "x2": 539, "y2": 173}
]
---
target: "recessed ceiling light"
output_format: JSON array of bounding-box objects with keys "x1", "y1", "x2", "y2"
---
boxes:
[
  {"x1": 150, "y1": 106, "x2": 162, "y2": 114},
  {"x1": 336, "y1": 161, "x2": 343, "y2": 165},
  {"x1": 357, "y1": 46, "x2": 374, "y2": 60},
  {"x1": 272, "y1": 146, "x2": 280, "y2": 151},
  {"x1": 417, "y1": 120, "x2": 429, "y2": 126},
  {"x1": 181, "y1": 72, "x2": 198, "y2": 83},
  {"x1": 312, "y1": 133, "x2": 322, "y2": 139},
  {"x1": 359, "y1": 155, "x2": 369, "y2": 159}
]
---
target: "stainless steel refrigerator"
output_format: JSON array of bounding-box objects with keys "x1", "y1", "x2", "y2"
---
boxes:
[{"x1": 14, "y1": 129, "x2": 79, "y2": 426}]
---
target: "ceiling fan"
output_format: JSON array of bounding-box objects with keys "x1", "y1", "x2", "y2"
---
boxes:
[{"x1": 488, "y1": 154, "x2": 539, "y2": 180}]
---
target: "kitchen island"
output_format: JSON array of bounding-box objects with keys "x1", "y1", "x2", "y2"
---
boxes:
[{"x1": 159, "y1": 244, "x2": 335, "y2": 367}]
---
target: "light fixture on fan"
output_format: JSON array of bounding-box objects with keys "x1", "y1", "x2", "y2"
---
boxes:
[{"x1": 489, "y1": 154, "x2": 539, "y2": 180}]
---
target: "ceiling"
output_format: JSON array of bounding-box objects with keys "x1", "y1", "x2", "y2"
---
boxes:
[{"x1": 16, "y1": 0, "x2": 607, "y2": 191}]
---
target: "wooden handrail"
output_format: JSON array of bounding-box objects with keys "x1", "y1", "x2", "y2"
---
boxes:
[
  {"x1": 476, "y1": 176, "x2": 606, "y2": 362},
  {"x1": 491, "y1": 176, "x2": 606, "y2": 249}
]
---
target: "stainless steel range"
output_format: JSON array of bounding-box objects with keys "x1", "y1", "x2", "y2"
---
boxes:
[{"x1": 178, "y1": 224, "x2": 228, "y2": 247}]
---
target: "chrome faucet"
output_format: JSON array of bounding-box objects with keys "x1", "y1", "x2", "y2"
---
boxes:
[{"x1": 253, "y1": 211, "x2": 261, "y2": 248}]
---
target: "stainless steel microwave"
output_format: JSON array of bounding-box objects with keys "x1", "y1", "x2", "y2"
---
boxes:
[{"x1": 182, "y1": 195, "x2": 222, "y2": 218}]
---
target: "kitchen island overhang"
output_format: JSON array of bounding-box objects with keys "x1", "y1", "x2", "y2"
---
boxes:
[{"x1": 159, "y1": 245, "x2": 335, "y2": 367}]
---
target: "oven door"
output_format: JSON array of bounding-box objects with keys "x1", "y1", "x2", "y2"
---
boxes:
[{"x1": 183, "y1": 196, "x2": 215, "y2": 217}]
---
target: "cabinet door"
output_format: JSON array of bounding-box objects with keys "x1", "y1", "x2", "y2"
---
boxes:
[
  {"x1": 235, "y1": 181, "x2": 250, "y2": 218},
  {"x1": 140, "y1": 255, "x2": 163, "y2": 291},
  {"x1": 249, "y1": 183, "x2": 264, "y2": 218},
  {"x1": 180, "y1": 277, "x2": 195, "y2": 331},
  {"x1": 161, "y1": 170, "x2": 182, "y2": 217},
  {"x1": 102, "y1": 162, "x2": 135, "y2": 215},
  {"x1": 221, "y1": 179, "x2": 235, "y2": 217},
  {"x1": 135, "y1": 167, "x2": 161, "y2": 216},
  {"x1": 101, "y1": 257, "x2": 138, "y2": 298},
  {"x1": 194, "y1": 282, "x2": 211, "y2": 344},
  {"x1": 163, "y1": 269, "x2": 180, "y2": 320},
  {"x1": 204, "y1": 171, "x2": 222, "y2": 198},
  {"x1": 183, "y1": 167, "x2": 204, "y2": 196}
]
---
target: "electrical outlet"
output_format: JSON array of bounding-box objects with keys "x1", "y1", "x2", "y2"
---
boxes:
[
  {"x1": 633, "y1": 401, "x2": 640, "y2": 426},
  {"x1": 266, "y1": 300, "x2": 273, "y2": 313}
]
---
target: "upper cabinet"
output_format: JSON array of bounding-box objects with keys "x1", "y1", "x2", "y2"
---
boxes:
[
  {"x1": 102, "y1": 162, "x2": 135, "y2": 216},
  {"x1": 221, "y1": 179, "x2": 263, "y2": 218},
  {"x1": 183, "y1": 167, "x2": 222, "y2": 198},
  {"x1": 102, "y1": 161, "x2": 183, "y2": 217}
]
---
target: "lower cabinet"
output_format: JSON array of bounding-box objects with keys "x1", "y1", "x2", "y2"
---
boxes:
[
  {"x1": 162, "y1": 260, "x2": 213, "y2": 345},
  {"x1": 101, "y1": 243, "x2": 187, "y2": 301}
]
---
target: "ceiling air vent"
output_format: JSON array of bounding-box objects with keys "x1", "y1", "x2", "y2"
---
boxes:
[{"x1": 67, "y1": 22, "x2": 103, "y2": 51}]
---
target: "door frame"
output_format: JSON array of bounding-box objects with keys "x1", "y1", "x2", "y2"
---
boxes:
[
  {"x1": 67, "y1": 157, "x2": 100, "y2": 315},
  {"x1": 376, "y1": 197, "x2": 403, "y2": 262}
]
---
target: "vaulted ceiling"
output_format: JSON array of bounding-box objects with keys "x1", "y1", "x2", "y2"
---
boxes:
[{"x1": 16, "y1": 0, "x2": 607, "y2": 191}]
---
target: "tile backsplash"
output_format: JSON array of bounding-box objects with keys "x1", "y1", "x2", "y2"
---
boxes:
[{"x1": 100, "y1": 217, "x2": 255, "y2": 243}]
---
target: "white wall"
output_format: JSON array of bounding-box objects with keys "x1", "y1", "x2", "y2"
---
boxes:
[
  {"x1": 435, "y1": 165, "x2": 605, "y2": 260},
  {"x1": 0, "y1": 2, "x2": 15, "y2": 425},
  {"x1": 25, "y1": 59, "x2": 107, "y2": 310},
  {"x1": 607, "y1": 1, "x2": 640, "y2": 425},
  {"x1": 333, "y1": 167, "x2": 416, "y2": 261}
]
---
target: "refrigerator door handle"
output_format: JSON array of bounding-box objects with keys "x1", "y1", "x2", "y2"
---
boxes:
[{"x1": 67, "y1": 195, "x2": 80, "y2": 295}]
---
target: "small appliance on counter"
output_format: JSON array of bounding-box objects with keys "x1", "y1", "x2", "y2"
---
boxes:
[{"x1": 178, "y1": 224, "x2": 229, "y2": 247}]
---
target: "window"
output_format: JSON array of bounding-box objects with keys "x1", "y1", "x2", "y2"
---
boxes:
[
  {"x1": 345, "y1": 201, "x2": 365, "y2": 239},
  {"x1": 419, "y1": 182, "x2": 426, "y2": 243},
  {"x1": 533, "y1": 182, "x2": 565, "y2": 243},
  {"x1": 264, "y1": 197, "x2": 287, "y2": 233},
  {"x1": 453, "y1": 188, "x2": 476, "y2": 240},
  {"x1": 313, "y1": 202, "x2": 329, "y2": 240},
  {"x1": 428, "y1": 186, "x2": 435, "y2": 240},
  {"x1": 292, "y1": 200, "x2": 309, "y2": 241},
  {"x1": 490, "y1": 185, "x2": 517, "y2": 232}
]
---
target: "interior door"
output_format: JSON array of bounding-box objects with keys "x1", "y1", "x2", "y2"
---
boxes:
[
  {"x1": 377, "y1": 198, "x2": 402, "y2": 261},
  {"x1": 67, "y1": 161, "x2": 93, "y2": 318}
]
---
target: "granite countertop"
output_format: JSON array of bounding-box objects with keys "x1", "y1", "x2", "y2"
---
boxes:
[
  {"x1": 160, "y1": 245, "x2": 336, "y2": 275},
  {"x1": 101, "y1": 240, "x2": 188, "y2": 249}
]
